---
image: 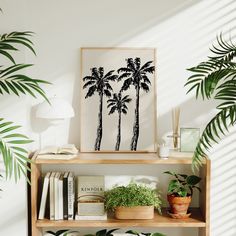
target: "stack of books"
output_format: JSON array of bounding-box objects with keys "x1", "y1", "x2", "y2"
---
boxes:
[
  {"x1": 76, "y1": 175, "x2": 107, "y2": 220},
  {"x1": 38, "y1": 172, "x2": 75, "y2": 220}
]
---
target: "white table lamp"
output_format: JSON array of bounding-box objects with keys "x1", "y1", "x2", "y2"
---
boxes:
[{"x1": 36, "y1": 97, "x2": 74, "y2": 125}]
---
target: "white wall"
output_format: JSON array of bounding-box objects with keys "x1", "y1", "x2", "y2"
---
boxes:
[{"x1": 0, "y1": 0, "x2": 236, "y2": 235}]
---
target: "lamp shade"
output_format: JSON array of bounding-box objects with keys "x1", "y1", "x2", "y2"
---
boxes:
[{"x1": 36, "y1": 98, "x2": 74, "y2": 119}]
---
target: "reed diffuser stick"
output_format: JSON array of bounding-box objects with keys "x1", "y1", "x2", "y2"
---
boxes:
[{"x1": 172, "y1": 107, "x2": 180, "y2": 149}]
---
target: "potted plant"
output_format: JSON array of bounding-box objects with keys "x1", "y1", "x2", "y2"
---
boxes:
[
  {"x1": 105, "y1": 183, "x2": 162, "y2": 219},
  {"x1": 85, "y1": 229, "x2": 166, "y2": 236},
  {"x1": 46, "y1": 230, "x2": 79, "y2": 236},
  {"x1": 185, "y1": 34, "x2": 236, "y2": 171},
  {"x1": 164, "y1": 171, "x2": 201, "y2": 219}
]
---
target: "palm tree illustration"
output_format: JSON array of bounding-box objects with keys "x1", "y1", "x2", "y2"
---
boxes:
[
  {"x1": 118, "y1": 57, "x2": 155, "y2": 151},
  {"x1": 83, "y1": 67, "x2": 118, "y2": 150},
  {"x1": 107, "y1": 92, "x2": 132, "y2": 151}
]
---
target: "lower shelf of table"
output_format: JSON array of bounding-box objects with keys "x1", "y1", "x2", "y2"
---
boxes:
[{"x1": 35, "y1": 208, "x2": 206, "y2": 228}]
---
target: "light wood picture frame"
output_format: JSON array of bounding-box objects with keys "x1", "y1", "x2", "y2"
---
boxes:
[{"x1": 80, "y1": 48, "x2": 157, "y2": 152}]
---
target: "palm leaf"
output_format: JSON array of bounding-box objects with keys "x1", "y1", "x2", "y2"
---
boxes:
[
  {"x1": 0, "y1": 119, "x2": 33, "y2": 183},
  {"x1": 0, "y1": 64, "x2": 50, "y2": 102},
  {"x1": 0, "y1": 31, "x2": 36, "y2": 61},
  {"x1": 192, "y1": 104, "x2": 236, "y2": 171},
  {"x1": 185, "y1": 60, "x2": 236, "y2": 99},
  {"x1": 210, "y1": 33, "x2": 236, "y2": 61}
]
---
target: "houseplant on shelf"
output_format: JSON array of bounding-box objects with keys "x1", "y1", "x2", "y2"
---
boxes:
[
  {"x1": 185, "y1": 34, "x2": 236, "y2": 171},
  {"x1": 105, "y1": 182, "x2": 162, "y2": 219},
  {"x1": 0, "y1": 8, "x2": 50, "y2": 182},
  {"x1": 164, "y1": 171, "x2": 201, "y2": 219}
]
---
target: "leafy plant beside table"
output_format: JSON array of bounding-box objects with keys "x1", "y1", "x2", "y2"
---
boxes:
[{"x1": 0, "y1": 8, "x2": 50, "y2": 183}]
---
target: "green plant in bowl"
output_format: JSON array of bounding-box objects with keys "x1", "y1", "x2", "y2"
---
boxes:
[{"x1": 105, "y1": 182, "x2": 162, "y2": 217}]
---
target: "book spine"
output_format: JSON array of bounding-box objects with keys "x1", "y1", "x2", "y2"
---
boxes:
[
  {"x1": 63, "y1": 173, "x2": 68, "y2": 220},
  {"x1": 38, "y1": 172, "x2": 50, "y2": 219},
  {"x1": 68, "y1": 173, "x2": 74, "y2": 220},
  {"x1": 54, "y1": 173, "x2": 60, "y2": 220},
  {"x1": 58, "y1": 176, "x2": 63, "y2": 220},
  {"x1": 49, "y1": 172, "x2": 55, "y2": 220}
]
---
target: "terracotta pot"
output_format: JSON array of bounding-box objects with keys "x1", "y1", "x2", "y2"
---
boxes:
[
  {"x1": 115, "y1": 206, "x2": 154, "y2": 219},
  {"x1": 167, "y1": 194, "x2": 192, "y2": 215}
]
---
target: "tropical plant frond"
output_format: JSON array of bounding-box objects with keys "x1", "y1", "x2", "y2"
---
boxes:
[
  {"x1": 107, "y1": 102, "x2": 116, "y2": 108},
  {"x1": 142, "y1": 75, "x2": 151, "y2": 84},
  {"x1": 0, "y1": 64, "x2": 50, "y2": 101},
  {"x1": 103, "y1": 70, "x2": 115, "y2": 79},
  {"x1": 104, "y1": 89, "x2": 112, "y2": 97},
  {"x1": 215, "y1": 80, "x2": 236, "y2": 102},
  {"x1": 210, "y1": 33, "x2": 236, "y2": 61},
  {"x1": 83, "y1": 80, "x2": 96, "y2": 89},
  {"x1": 83, "y1": 75, "x2": 96, "y2": 81},
  {"x1": 185, "y1": 59, "x2": 236, "y2": 99},
  {"x1": 142, "y1": 66, "x2": 155, "y2": 74},
  {"x1": 104, "y1": 83, "x2": 113, "y2": 91},
  {"x1": 91, "y1": 67, "x2": 100, "y2": 79},
  {"x1": 140, "y1": 82, "x2": 150, "y2": 92},
  {"x1": 85, "y1": 85, "x2": 97, "y2": 98},
  {"x1": 0, "y1": 118, "x2": 33, "y2": 183},
  {"x1": 126, "y1": 58, "x2": 136, "y2": 71},
  {"x1": 117, "y1": 67, "x2": 132, "y2": 74},
  {"x1": 192, "y1": 104, "x2": 236, "y2": 171},
  {"x1": 105, "y1": 74, "x2": 118, "y2": 82},
  {"x1": 122, "y1": 96, "x2": 132, "y2": 103},
  {"x1": 121, "y1": 78, "x2": 133, "y2": 91},
  {"x1": 99, "y1": 67, "x2": 104, "y2": 78},
  {"x1": 117, "y1": 72, "x2": 131, "y2": 81},
  {"x1": 140, "y1": 60, "x2": 154, "y2": 71},
  {"x1": 0, "y1": 31, "x2": 36, "y2": 60},
  {"x1": 108, "y1": 106, "x2": 117, "y2": 115},
  {"x1": 121, "y1": 108, "x2": 127, "y2": 114},
  {"x1": 135, "y1": 57, "x2": 141, "y2": 70}
]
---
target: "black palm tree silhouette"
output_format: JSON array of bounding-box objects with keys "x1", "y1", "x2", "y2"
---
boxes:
[
  {"x1": 118, "y1": 57, "x2": 155, "y2": 150},
  {"x1": 83, "y1": 67, "x2": 117, "y2": 150},
  {"x1": 107, "y1": 92, "x2": 132, "y2": 150}
]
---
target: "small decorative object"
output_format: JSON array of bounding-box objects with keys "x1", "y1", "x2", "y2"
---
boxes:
[
  {"x1": 171, "y1": 107, "x2": 180, "y2": 149},
  {"x1": 164, "y1": 171, "x2": 201, "y2": 219},
  {"x1": 158, "y1": 143, "x2": 170, "y2": 159},
  {"x1": 105, "y1": 183, "x2": 162, "y2": 219},
  {"x1": 180, "y1": 128, "x2": 200, "y2": 152},
  {"x1": 80, "y1": 48, "x2": 156, "y2": 152}
]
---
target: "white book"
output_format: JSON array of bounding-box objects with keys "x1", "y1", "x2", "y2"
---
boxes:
[
  {"x1": 38, "y1": 172, "x2": 51, "y2": 219},
  {"x1": 49, "y1": 172, "x2": 56, "y2": 220},
  {"x1": 68, "y1": 172, "x2": 75, "y2": 220},
  {"x1": 75, "y1": 212, "x2": 107, "y2": 220},
  {"x1": 54, "y1": 172, "x2": 60, "y2": 220},
  {"x1": 58, "y1": 174, "x2": 64, "y2": 220}
]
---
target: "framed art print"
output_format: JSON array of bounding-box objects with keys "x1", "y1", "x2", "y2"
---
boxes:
[
  {"x1": 180, "y1": 128, "x2": 200, "y2": 152},
  {"x1": 80, "y1": 48, "x2": 156, "y2": 152}
]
